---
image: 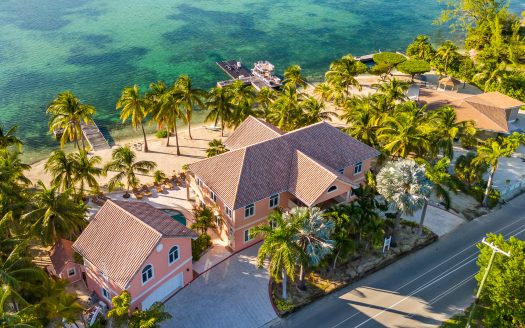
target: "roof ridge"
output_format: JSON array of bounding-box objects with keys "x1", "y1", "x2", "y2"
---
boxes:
[
  {"x1": 108, "y1": 200, "x2": 163, "y2": 238},
  {"x1": 249, "y1": 116, "x2": 284, "y2": 134},
  {"x1": 232, "y1": 148, "x2": 248, "y2": 209},
  {"x1": 463, "y1": 100, "x2": 509, "y2": 131},
  {"x1": 283, "y1": 121, "x2": 326, "y2": 136}
]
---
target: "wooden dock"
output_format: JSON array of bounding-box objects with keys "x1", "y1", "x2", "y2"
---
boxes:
[
  {"x1": 81, "y1": 121, "x2": 110, "y2": 151},
  {"x1": 216, "y1": 60, "x2": 282, "y2": 91},
  {"x1": 217, "y1": 61, "x2": 252, "y2": 79}
]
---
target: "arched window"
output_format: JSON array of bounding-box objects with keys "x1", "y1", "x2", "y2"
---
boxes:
[
  {"x1": 141, "y1": 265, "x2": 153, "y2": 284},
  {"x1": 328, "y1": 185, "x2": 338, "y2": 193},
  {"x1": 168, "y1": 246, "x2": 179, "y2": 264}
]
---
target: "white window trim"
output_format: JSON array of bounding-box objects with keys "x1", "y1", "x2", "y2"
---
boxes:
[
  {"x1": 168, "y1": 246, "x2": 180, "y2": 266},
  {"x1": 353, "y1": 162, "x2": 363, "y2": 175},
  {"x1": 141, "y1": 264, "x2": 154, "y2": 285},
  {"x1": 328, "y1": 185, "x2": 338, "y2": 193},
  {"x1": 269, "y1": 194, "x2": 279, "y2": 209},
  {"x1": 225, "y1": 206, "x2": 232, "y2": 218},
  {"x1": 211, "y1": 191, "x2": 217, "y2": 203},
  {"x1": 244, "y1": 228, "x2": 254, "y2": 243},
  {"x1": 67, "y1": 267, "x2": 76, "y2": 277},
  {"x1": 101, "y1": 287, "x2": 111, "y2": 301},
  {"x1": 245, "y1": 203, "x2": 255, "y2": 218},
  {"x1": 337, "y1": 168, "x2": 345, "y2": 174}
]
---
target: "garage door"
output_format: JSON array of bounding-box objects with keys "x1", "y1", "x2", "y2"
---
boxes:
[{"x1": 141, "y1": 272, "x2": 183, "y2": 309}]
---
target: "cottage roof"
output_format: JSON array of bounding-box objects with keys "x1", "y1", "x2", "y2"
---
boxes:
[
  {"x1": 49, "y1": 239, "x2": 76, "y2": 274},
  {"x1": 224, "y1": 116, "x2": 284, "y2": 150}
]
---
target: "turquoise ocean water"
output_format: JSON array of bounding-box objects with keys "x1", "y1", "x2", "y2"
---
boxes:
[{"x1": 0, "y1": 0, "x2": 522, "y2": 162}]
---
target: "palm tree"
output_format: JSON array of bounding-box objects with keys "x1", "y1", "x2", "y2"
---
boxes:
[
  {"x1": 117, "y1": 85, "x2": 150, "y2": 152},
  {"x1": 22, "y1": 182, "x2": 86, "y2": 246},
  {"x1": 406, "y1": 35, "x2": 435, "y2": 61},
  {"x1": 267, "y1": 84, "x2": 301, "y2": 131},
  {"x1": 103, "y1": 146, "x2": 157, "y2": 197},
  {"x1": 325, "y1": 54, "x2": 367, "y2": 96},
  {"x1": 373, "y1": 79, "x2": 410, "y2": 103},
  {"x1": 174, "y1": 75, "x2": 206, "y2": 140},
  {"x1": 415, "y1": 157, "x2": 456, "y2": 235},
  {"x1": 473, "y1": 61, "x2": 508, "y2": 92},
  {"x1": 70, "y1": 151, "x2": 102, "y2": 200},
  {"x1": 205, "y1": 86, "x2": 235, "y2": 137},
  {"x1": 290, "y1": 207, "x2": 334, "y2": 289},
  {"x1": 228, "y1": 80, "x2": 257, "y2": 128},
  {"x1": 43, "y1": 292, "x2": 84, "y2": 327},
  {"x1": 283, "y1": 65, "x2": 307, "y2": 88},
  {"x1": 376, "y1": 159, "x2": 432, "y2": 244},
  {"x1": 47, "y1": 91, "x2": 96, "y2": 151},
  {"x1": 206, "y1": 139, "x2": 228, "y2": 158},
  {"x1": 0, "y1": 150, "x2": 31, "y2": 216},
  {"x1": 150, "y1": 83, "x2": 184, "y2": 154},
  {"x1": 377, "y1": 104, "x2": 431, "y2": 158},
  {"x1": 340, "y1": 97, "x2": 385, "y2": 148},
  {"x1": 436, "y1": 41, "x2": 459, "y2": 76},
  {"x1": 431, "y1": 106, "x2": 475, "y2": 158},
  {"x1": 0, "y1": 125, "x2": 23, "y2": 150},
  {"x1": 252, "y1": 210, "x2": 300, "y2": 300},
  {"x1": 473, "y1": 138, "x2": 514, "y2": 207},
  {"x1": 298, "y1": 96, "x2": 335, "y2": 126},
  {"x1": 255, "y1": 87, "x2": 277, "y2": 115},
  {"x1": 146, "y1": 81, "x2": 173, "y2": 147},
  {"x1": 44, "y1": 150, "x2": 75, "y2": 193},
  {"x1": 313, "y1": 82, "x2": 335, "y2": 102}
]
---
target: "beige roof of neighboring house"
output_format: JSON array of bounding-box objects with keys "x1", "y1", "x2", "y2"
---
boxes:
[
  {"x1": 224, "y1": 116, "x2": 284, "y2": 150},
  {"x1": 189, "y1": 119, "x2": 379, "y2": 209},
  {"x1": 466, "y1": 92, "x2": 525, "y2": 109},
  {"x1": 73, "y1": 200, "x2": 197, "y2": 289},
  {"x1": 439, "y1": 76, "x2": 461, "y2": 87},
  {"x1": 50, "y1": 239, "x2": 76, "y2": 274}
]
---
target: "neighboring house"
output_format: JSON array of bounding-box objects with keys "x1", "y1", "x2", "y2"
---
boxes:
[
  {"x1": 424, "y1": 90, "x2": 524, "y2": 134},
  {"x1": 47, "y1": 239, "x2": 82, "y2": 283},
  {"x1": 73, "y1": 200, "x2": 198, "y2": 310},
  {"x1": 186, "y1": 116, "x2": 380, "y2": 251}
]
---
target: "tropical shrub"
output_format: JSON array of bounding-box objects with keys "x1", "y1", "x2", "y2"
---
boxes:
[
  {"x1": 454, "y1": 152, "x2": 488, "y2": 186},
  {"x1": 396, "y1": 59, "x2": 431, "y2": 81},
  {"x1": 191, "y1": 234, "x2": 212, "y2": 261},
  {"x1": 155, "y1": 130, "x2": 168, "y2": 138}
]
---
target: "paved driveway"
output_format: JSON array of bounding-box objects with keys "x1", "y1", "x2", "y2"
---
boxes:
[{"x1": 162, "y1": 244, "x2": 277, "y2": 328}]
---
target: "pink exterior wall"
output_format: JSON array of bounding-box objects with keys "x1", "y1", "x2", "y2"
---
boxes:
[
  {"x1": 343, "y1": 159, "x2": 373, "y2": 184},
  {"x1": 83, "y1": 236, "x2": 193, "y2": 309},
  {"x1": 312, "y1": 180, "x2": 353, "y2": 205},
  {"x1": 59, "y1": 262, "x2": 82, "y2": 283}
]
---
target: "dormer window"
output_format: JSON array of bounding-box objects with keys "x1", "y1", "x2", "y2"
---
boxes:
[
  {"x1": 328, "y1": 185, "x2": 338, "y2": 193},
  {"x1": 337, "y1": 168, "x2": 344, "y2": 174},
  {"x1": 354, "y1": 162, "x2": 363, "y2": 174}
]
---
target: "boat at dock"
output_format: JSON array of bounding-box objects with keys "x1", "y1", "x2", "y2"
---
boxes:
[{"x1": 216, "y1": 60, "x2": 282, "y2": 90}]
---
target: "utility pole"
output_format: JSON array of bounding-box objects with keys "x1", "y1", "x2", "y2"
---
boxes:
[{"x1": 466, "y1": 238, "x2": 511, "y2": 328}]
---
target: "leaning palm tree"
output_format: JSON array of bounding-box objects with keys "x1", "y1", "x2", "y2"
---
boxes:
[
  {"x1": 372, "y1": 78, "x2": 410, "y2": 103},
  {"x1": 473, "y1": 138, "x2": 515, "y2": 207},
  {"x1": 473, "y1": 61, "x2": 508, "y2": 92},
  {"x1": 22, "y1": 182, "x2": 86, "y2": 246},
  {"x1": 376, "y1": 159, "x2": 432, "y2": 244},
  {"x1": 43, "y1": 292, "x2": 84, "y2": 327},
  {"x1": 267, "y1": 83, "x2": 301, "y2": 131},
  {"x1": 70, "y1": 151, "x2": 102, "y2": 200},
  {"x1": 325, "y1": 54, "x2": 367, "y2": 96},
  {"x1": 47, "y1": 91, "x2": 96, "y2": 151},
  {"x1": 174, "y1": 75, "x2": 207, "y2": 140},
  {"x1": 151, "y1": 83, "x2": 184, "y2": 154},
  {"x1": 283, "y1": 65, "x2": 307, "y2": 88},
  {"x1": 146, "y1": 81, "x2": 173, "y2": 146},
  {"x1": 290, "y1": 207, "x2": 334, "y2": 290},
  {"x1": 103, "y1": 146, "x2": 157, "y2": 197},
  {"x1": 205, "y1": 86, "x2": 235, "y2": 137},
  {"x1": 0, "y1": 150, "x2": 31, "y2": 215},
  {"x1": 431, "y1": 106, "x2": 475, "y2": 158},
  {"x1": 44, "y1": 150, "x2": 75, "y2": 193},
  {"x1": 436, "y1": 40, "x2": 459, "y2": 76},
  {"x1": 206, "y1": 139, "x2": 228, "y2": 158},
  {"x1": 298, "y1": 96, "x2": 335, "y2": 127},
  {"x1": 255, "y1": 87, "x2": 277, "y2": 115},
  {"x1": 228, "y1": 80, "x2": 257, "y2": 128},
  {"x1": 117, "y1": 85, "x2": 150, "y2": 152},
  {"x1": 0, "y1": 124, "x2": 23, "y2": 150},
  {"x1": 252, "y1": 210, "x2": 301, "y2": 300},
  {"x1": 340, "y1": 97, "x2": 385, "y2": 148}
]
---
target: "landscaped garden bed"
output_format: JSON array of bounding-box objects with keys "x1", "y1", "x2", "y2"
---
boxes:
[{"x1": 271, "y1": 221, "x2": 438, "y2": 316}]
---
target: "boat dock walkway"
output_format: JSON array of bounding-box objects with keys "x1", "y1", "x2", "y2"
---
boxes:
[
  {"x1": 81, "y1": 121, "x2": 110, "y2": 151},
  {"x1": 217, "y1": 60, "x2": 252, "y2": 79},
  {"x1": 216, "y1": 60, "x2": 282, "y2": 91}
]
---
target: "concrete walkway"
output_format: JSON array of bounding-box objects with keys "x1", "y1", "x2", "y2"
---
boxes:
[
  {"x1": 405, "y1": 204, "x2": 466, "y2": 236},
  {"x1": 162, "y1": 244, "x2": 276, "y2": 328},
  {"x1": 193, "y1": 245, "x2": 232, "y2": 274}
]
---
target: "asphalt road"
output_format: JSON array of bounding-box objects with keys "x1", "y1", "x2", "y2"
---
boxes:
[{"x1": 272, "y1": 193, "x2": 525, "y2": 328}]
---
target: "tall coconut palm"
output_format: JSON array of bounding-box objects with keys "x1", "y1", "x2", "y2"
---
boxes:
[
  {"x1": 205, "y1": 86, "x2": 235, "y2": 137},
  {"x1": 228, "y1": 80, "x2": 257, "y2": 128},
  {"x1": 0, "y1": 125, "x2": 23, "y2": 150},
  {"x1": 146, "y1": 81, "x2": 172, "y2": 146},
  {"x1": 150, "y1": 83, "x2": 184, "y2": 154},
  {"x1": 406, "y1": 35, "x2": 435, "y2": 61},
  {"x1": 0, "y1": 150, "x2": 30, "y2": 215},
  {"x1": 290, "y1": 207, "x2": 334, "y2": 289},
  {"x1": 267, "y1": 84, "x2": 301, "y2": 131},
  {"x1": 206, "y1": 139, "x2": 228, "y2": 158},
  {"x1": 252, "y1": 210, "x2": 301, "y2": 300},
  {"x1": 255, "y1": 87, "x2": 277, "y2": 115},
  {"x1": 22, "y1": 182, "x2": 86, "y2": 246},
  {"x1": 174, "y1": 75, "x2": 206, "y2": 140},
  {"x1": 473, "y1": 138, "x2": 514, "y2": 207},
  {"x1": 0, "y1": 242, "x2": 46, "y2": 291},
  {"x1": 376, "y1": 159, "x2": 432, "y2": 244},
  {"x1": 43, "y1": 292, "x2": 84, "y2": 327},
  {"x1": 341, "y1": 97, "x2": 385, "y2": 148},
  {"x1": 70, "y1": 151, "x2": 102, "y2": 200},
  {"x1": 103, "y1": 146, "x2": 157, "y2": 197},
  {"x1": 313, "y1": 82, "x2": 335, "y2": 102},
  {"x1": 473, "y1": 61, "x2": 508, "y2": 92},
  {"x1": 117, "y1": 85, "x2": 150, "y2": 152},
  {"x1": 325, "y1": 54, "x2": 367, "y2": 96},
  {"x1": 283, "y1": 64, "x2": 307, "y2": 88},
  {"x1": 431, "y1": 106, "x2": 475, "y2": 158},
  {"x1": 47, "y1": 91, "x2": 96, "y2": 151},
  {"x1": 373, "y1": 78, "x2": 410, "y2": 103},
  {"x1": 436, "y1": 41, "x2": 459, "y2": 76},
  {"x1": 298, "y1": 96, "x2": 335, "y2": 126},
  {"x1": 44, "y1": 150, "x2": 75, "y2": 193}
]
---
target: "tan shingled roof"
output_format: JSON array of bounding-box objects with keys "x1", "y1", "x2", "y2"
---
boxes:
[
  {"x1": 189, "y1": 120, "x2": 379, "y2": 209},
  {"x1": 466, "y1": 92, "x2": 524, "y2": 109},
  {"x1": 224, "y1": 116, "x2": 283, "y2": 150},
  {"x1": 50, "y1": 239, "x2": 75, "y2": 273},
  {"x1": 73, "y1": 200, "x2": 197, "y2": 289}
]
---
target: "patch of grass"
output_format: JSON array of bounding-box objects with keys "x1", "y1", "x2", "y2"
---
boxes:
[{"x1": 441, "y1": 303, "x2": 484, "y2": 327}]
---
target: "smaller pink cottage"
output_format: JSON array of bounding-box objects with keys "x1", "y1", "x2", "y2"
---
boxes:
[
  {"x1": 47, "y1": 239, "x2": 82, "y2": 283},
  {"x1": 73, "y1": 200, "x2": 198, "y2": 309}
]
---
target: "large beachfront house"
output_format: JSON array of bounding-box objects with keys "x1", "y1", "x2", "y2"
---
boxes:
[
  {"x1": 73, "y1": 200, "x2": 198, "y2": 310},
  {"x1": 186, "y1": 116, "x2": 380, "y2": 251}
]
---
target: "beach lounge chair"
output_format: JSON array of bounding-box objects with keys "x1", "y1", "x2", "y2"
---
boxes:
[
  {"x1": 132, "y1": 188, "x2": 143, "y2": 200},
  {"x1": 205, "y1": 125, "x2": 221, "y2": 131},
  {"x1": 163, "y1": 178, "x2": 174, "y2": 189},
  {"x1": 141, "y1": 185, "x2": 153, "y2": 197},
  {"x1": 153, "y1": 182, "x2": 164, "y2": 193}
]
